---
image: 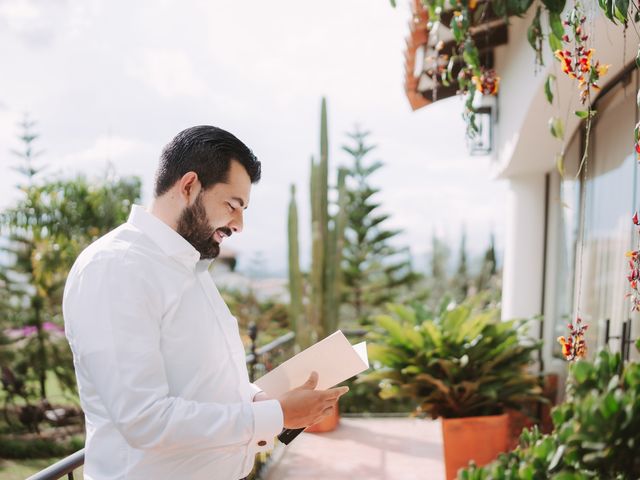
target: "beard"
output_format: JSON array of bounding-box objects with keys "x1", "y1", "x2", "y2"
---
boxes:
[{"x1": 176, "y1": 193, "x2": 232, "y2": 260}]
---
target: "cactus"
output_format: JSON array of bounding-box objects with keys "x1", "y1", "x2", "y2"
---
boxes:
[
  {"x1": 287, "y1": 98, "x2": 347, "y2": 347},
  {"x1": 287, "y1": 184, "x2": 308, "y2": 347}
]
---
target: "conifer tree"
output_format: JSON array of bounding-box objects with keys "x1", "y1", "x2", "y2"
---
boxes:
[
  {"x1": 451, "y1": 230, "x2": 470, "y2": 302},
  {"x1": 476, "y1": 233, "x2": 498, "y2": 292},
  {"x1": 0, "y1": 117, "x2": 141, "y2": 401},
  {"x1": 341, "y1": 127, "x2": 419, "y2": 325}
]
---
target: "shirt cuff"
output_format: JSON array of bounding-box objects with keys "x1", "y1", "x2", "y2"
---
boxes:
[
  {"x1": 250, "y1": 398, "x2": 283, "y2": 452},
  {"x1": 249, "y1": 383, "x2": 263, "y2": 400}
]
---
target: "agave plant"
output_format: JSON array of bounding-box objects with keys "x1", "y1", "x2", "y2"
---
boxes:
[{"x1": 362, "y1": 300, "x2": 544, "y2": 419}]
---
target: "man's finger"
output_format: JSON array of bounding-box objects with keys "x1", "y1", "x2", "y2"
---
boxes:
[
  {"x1": 325, "y1": 386, "x2": 349, "y2": 400},
  {"x1": 300, "y1": 371, "x2": 319, "y2": 390}
]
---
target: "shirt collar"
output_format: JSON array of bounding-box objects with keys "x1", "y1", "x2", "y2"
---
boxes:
[{"x1": 127, "y1": 205, "x2": 202, "y2": 270}]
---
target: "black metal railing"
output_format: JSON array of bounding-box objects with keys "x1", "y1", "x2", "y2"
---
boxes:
[
  {"x1": 604, "y1": 318, "x2": 637, "y2": 363},
  {"x1": 29, "y1": 328, "x2": 298, "y2": 480}
]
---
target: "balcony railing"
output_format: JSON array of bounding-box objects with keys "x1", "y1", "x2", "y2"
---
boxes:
[
  {"x1": 27, "y1": 327, "x2": 296, "y2": 480},
  {"x1": 27, "y1": 328, "x2": 365, "y2": 480}
]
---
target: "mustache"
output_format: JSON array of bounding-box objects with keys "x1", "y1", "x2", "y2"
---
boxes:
[{"x1": 215, "y1": 227, "x2": 233, "y2": 240}]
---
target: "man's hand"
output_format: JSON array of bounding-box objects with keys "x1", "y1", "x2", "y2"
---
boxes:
[{"x1": 277, "y1": 371, "x2": 349, "y2": 429}]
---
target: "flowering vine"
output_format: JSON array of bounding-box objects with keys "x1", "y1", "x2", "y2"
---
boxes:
[
  {"x1": 557, "y1": 317, "x2": 588, "y2": 361},
  {"x1": 549, "y1": 2, "x2": 610, "y2": 176},
  {"x1": 553, "y1": 4, "x2": 609, "y2": 111},
  {"x1": 626, "y1": 212, "x2": 640, "y2": 312}
]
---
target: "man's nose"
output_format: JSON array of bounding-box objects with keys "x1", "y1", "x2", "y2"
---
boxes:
[{"x1": 230, "y1": 211, "x2": 243, "y2": 233}]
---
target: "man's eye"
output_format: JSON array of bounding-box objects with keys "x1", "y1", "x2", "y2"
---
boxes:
[{"x1": 227, "y1": 202, "x2": 236, "y2": 212}]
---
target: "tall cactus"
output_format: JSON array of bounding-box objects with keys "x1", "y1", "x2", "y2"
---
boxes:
[
  {"x1": 287, "y1": 97, "x2": 347, "y2": 347},
  {"x1": 287, "y1": 184, "x2": 308, "y2": 348}
]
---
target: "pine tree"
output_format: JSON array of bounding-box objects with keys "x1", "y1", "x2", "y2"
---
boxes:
[
  {"x1": 451, "y1": 230, "x2": 470, "y2": 303},
  {"x1": 341, "y1": 127, "x2": 420, "y2": 325},
  {"x1": 476, "y1": 233, "x2": 498, "y2": 292},
  {"x1": 430, "y1": 231, "x2": 449, "y2": 283},
  {"x1": 0, "y1": 117, "x2": 142, "y2": 402}
]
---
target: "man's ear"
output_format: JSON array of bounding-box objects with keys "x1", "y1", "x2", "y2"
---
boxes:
[{"x1": 178, "y1": 172, "x2": 201, "y2": 205}]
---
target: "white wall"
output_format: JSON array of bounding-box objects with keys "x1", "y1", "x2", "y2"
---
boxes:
[
  {"x1": 492, "y1": 6, "x2": 633, "y2": 179},
  {"x1": 501, "y1": 174, "x2": 546, "y2": 325},
  {"x1": 494, "y1": 5, "x2": 633, "y2": 355}
]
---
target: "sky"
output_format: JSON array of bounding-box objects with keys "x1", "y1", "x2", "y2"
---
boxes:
[{"x1": 0, "y1": 0, "x2": 508, "y2": 276}]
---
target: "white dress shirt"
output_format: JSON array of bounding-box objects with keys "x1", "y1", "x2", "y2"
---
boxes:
[{"x1": 63, "y1": 205, "x2": 283, "y2": 480}]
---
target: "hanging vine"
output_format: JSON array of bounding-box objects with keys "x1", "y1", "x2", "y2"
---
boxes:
[{"x1": 393, "y1": 0, "x2": 640, "y2": 359}]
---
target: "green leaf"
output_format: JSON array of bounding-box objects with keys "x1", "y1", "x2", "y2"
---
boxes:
[
  {"x1": 572, "y1": 360, "x2": 592, "y2": 383},
  {"x1": 549, "y1": 12, "x2": 565, "y2": 38},
  {"x1": 528, "y1": 7, "x2": 542, "y2": 51},
  {"x1": 548, "y1": 444, "x2": 565, "y2": 471},
  {"x1": 549, "y1": 117, "x2": 564, "y2": 139},
  {"x1": 556, "y1": 153, "x2": 565, "y2": 177},
  {"x1": 574, "y1": 109, "x2": 597, "y2": 119},
  {"x1": 376, "y1": 314, "x2": 405, "y2": 340},
  {"x1": 602, "y1": 0, "x2": 615, "y2": 21},
  {"x1": 463, "y1": 40, "x2": 481, "y2": 70},
  {"x1": 600, "y1": 392, "x2": 620, "y2": 418},
  {"x1": 545, "y1": 74, "x2": 556, "y2": 104},
  {"x1": 507, "y1": 0, "x2": 534, "y2": 16},
  {"x1": 614, "y1": 0, "x2": 629, "y2": 23},
  {"x1": 636, "y1": 47, "x2": 640, "y2": 69},
  {"x1": 541, "y1": 0, "x2": 566, "y2": 13},
  {"x1": 389, "y1": 0, "x2": 397, "y2": 6},
  {"x1": 403, "y1": 326, "x2": 425, "y2": 349},
  {"x1": 492, "y1": 0, "x2": 508, "y2": 17},
  {"x1": 548, "y1": 32, "x2": 563, "y2": 53}
]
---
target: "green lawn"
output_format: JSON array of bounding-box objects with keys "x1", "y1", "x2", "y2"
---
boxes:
[{"x1": 0, "y1": 458, "x2": 83, "y2": 480}]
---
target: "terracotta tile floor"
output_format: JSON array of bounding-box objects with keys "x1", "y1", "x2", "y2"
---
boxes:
[{"x1": 264, "y1": 417, "x2": 445, "y2": 480}]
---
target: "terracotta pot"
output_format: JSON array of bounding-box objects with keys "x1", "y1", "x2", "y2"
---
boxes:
[
  {"x1": 507, "y1": 373, "x2": 560, "y2": 448},
  {"x1": 305, "y1": 408, "x2": 340, "y2": 433},
  {"x1": 442, "y1": 413, "x2": 509, "y2": 480},
  {"x1": 506, "y1": 409, "x2": 535, "y2": 450}
]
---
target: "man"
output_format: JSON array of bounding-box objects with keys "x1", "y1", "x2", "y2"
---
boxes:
[{"x1": 63, "y1": 126, "x2": 349, "y2": 480}]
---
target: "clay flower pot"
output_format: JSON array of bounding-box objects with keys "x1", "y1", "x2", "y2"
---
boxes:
[
  {"x1": 305, "y1": 408, "x2": 340, "y2": 433},
  {"x1": 442, "y1": 413, "x2": 509, "y2": 480}
]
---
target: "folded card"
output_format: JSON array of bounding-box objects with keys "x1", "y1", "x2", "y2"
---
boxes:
[{"x1": 254, "y1": 330, "x2": 369, "y2": 396}]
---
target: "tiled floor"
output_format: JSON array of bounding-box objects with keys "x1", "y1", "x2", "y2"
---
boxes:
[{"x1": 264, "y1": 417, "x2": 445, "y2": 480}]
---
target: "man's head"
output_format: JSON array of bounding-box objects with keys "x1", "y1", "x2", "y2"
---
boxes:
[{"x1": 154, "y1": 126, "x2": 261, "y2": 259}]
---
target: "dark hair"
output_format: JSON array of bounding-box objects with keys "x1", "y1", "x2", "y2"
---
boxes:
[{"x1": 154, "y1": 125, "x2": 261, "y2": 197}]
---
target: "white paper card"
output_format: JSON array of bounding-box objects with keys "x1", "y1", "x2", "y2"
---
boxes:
[{"x1": 254, "y1": 330, "x2": 370, "y2": 397}]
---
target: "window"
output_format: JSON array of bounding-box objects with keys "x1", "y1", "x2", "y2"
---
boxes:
[{"x1": 548, "y1": 67, "x2": 639, "y2": 359}]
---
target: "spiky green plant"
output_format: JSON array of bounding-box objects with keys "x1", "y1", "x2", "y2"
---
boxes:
[{"x1": 287, "y1": 98, "x2": 347, "y2": 348}]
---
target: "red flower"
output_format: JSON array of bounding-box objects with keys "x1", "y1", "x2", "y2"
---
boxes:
[{"x1": 634, "y1": 212, "x2": 639, "y2": 226}]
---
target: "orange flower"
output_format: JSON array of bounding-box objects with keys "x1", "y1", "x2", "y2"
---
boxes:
[
  {"x1": 597, "y1": 63, "x2": 610, "y2": 77},
  {"x1": 557, "y1": 336, "x2": 572, "y2": 358}
]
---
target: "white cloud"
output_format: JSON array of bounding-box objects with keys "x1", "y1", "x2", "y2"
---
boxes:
[
  {"x1": 125, "y1": 48, "x2": 208, "y2": 98},
  {"x1": 60, "y1": 135, "x2": 152, "y2": 166},
  {"x1": 0, "y1": 0, "x2": 509, "y2": 275},
  {"x1": 0, "y1": 0, "x2": 88, "y2": 46}
]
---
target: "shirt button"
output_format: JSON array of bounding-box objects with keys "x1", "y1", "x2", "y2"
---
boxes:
[{"x1": 258, "y1": 440, "x2": 267, "y2": 447}]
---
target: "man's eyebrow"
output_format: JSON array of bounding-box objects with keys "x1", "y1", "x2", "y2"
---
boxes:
[{"x1": 231, "y1": 197, "x2": 248, "y2": 209}]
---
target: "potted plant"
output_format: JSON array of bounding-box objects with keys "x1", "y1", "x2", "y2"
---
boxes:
[
  {"x1": 362, "y1": 300, "x2": 544, "y2": 479},
  {"x1": 460, "y1": 341, "x2": 640, "y2": 479}
]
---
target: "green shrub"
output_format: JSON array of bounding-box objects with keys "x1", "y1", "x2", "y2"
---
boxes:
[
  {"x1": 0, "y1": 435, "x2": 84, "y2": 459},
  {"x1": 460, "y1": 343, "x2": 640, "y2": 479},
  {"x1": 362, "y1": 300, "x2": 544, "y2": 418}
]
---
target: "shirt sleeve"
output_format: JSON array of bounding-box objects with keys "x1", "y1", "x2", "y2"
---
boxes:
[{"x1": 63, "y1": 258, "x2": 283, "y2": 452}]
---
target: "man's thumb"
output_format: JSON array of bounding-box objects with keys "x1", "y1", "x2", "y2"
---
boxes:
[{"x1": 300, "y1": 371, "x2": 319, "y2": 390}]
